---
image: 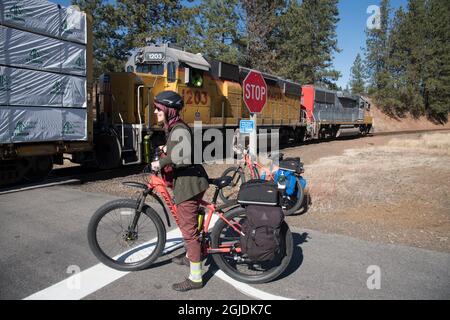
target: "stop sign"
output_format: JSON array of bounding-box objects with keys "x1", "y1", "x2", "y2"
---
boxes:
[{"x1": 243, "y1": 70, "x2": 267, "y2": 114}]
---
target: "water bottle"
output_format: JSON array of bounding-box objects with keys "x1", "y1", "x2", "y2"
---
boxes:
[
  {"x1": 261, "y1": 172, "x2": 266, "y2": 181},
  {"x1": 143, "y1": 135, "x2": 151, "y2": 163},
  {"x1": 277, "y1": 172, "x2": 287, "y2": 208},
  {"x1": 277, "y1": 172, "x2": 286, "y2": 191},
  {"x1": 197, "y1": 207, "x2": 206, "y2": 233}
]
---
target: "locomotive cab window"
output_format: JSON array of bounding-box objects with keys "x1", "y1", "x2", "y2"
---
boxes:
[{"x1": 136, "y1": 63, "x2": 164, "y2": 75}]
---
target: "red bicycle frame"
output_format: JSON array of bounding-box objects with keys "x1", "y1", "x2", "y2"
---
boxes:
[
  {"x1": 146, "y1": 173, "x2": 243, "y2": 255},
  {"x1": 241, "y1": 151, "x2": 280, "y2": 181}
]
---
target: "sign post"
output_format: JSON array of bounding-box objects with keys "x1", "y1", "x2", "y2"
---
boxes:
[{"x1": 242, "y1": 70, "x2": 268, "y2": 159}]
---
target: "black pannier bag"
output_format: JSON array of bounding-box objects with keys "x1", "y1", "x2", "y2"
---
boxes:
[
  {"x1": 278, "y1": 157, "x2": 304, "y2": 174},
  {"x1": 237, "y1": 180, "x2": 285, "y2": 262},
  {"x1": 237, "y1": 180, "x2": 279, "y2": 206}
]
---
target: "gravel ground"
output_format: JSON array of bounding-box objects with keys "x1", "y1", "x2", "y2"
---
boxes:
[
  {"x1": 68, "y1": 131, "x2": 450, "y2": 253},
  {"x1": 289, "y1": 132, "x2": 450, "y2": 253}
]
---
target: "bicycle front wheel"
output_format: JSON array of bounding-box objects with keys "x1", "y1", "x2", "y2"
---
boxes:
[
  {"x1": 211, "y1": 207, "x2": 293, "y2": 284},
  {"x1": 87, "y1": 199, "x2": 166, "y2": 271},
  {"x1": 218, "y1": 167, "x2": 246, "y2": 205}
]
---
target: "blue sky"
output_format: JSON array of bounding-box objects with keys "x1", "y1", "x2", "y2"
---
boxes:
[{"x1": 54, "y1": 0, "x2": 408, "y2": 88}]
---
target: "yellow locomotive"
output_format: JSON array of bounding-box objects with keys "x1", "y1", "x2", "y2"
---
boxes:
[{"x1": 94, "y1": 43, "x2": 306, "y2": 169}]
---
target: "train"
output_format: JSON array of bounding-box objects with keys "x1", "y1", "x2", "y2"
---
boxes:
[{"x1": 0, "y1": 0, "x2": 372, "y2": 186}]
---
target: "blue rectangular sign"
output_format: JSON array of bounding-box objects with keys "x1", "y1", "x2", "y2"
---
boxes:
[{"x1": 239, "y1": 120, "x2": 255, "y2": 134}]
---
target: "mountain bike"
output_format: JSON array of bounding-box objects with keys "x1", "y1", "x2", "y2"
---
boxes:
[
  {"x1": 219, "y1": 145, "x2": 306, "y2": 216},
  {"x1": 87, "y1": 164, "x2": 294, "y2": 284}
]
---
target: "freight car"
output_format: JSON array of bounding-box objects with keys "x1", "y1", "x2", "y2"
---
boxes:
[{"x1": 0, "y1": 0, "x2": 94, "y2": 185}]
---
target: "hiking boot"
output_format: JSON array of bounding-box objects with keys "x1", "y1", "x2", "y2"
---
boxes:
[
  {"x1": 172, "y1": 253, "x2": 190, "y2": 267},
  {"x1": 172, "y1": 278, "x2": 203, "y2": 292}
]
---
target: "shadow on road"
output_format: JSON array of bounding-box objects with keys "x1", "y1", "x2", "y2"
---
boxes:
[
  {"x1": 201, "y1": 231, "x2": 309, "y2": 287},
  {"x1": 274, "y1": 232, "x2": 309, "y2": 281}
]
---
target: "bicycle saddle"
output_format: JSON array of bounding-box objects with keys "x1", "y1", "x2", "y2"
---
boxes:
[{"x1": 208, "y1": 176, "x2": 232, "y2": 189}]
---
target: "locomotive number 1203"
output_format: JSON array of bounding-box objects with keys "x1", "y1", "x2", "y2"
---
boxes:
[{"x1": 180, "y1": 89, "x2": 209, "y2": 106}]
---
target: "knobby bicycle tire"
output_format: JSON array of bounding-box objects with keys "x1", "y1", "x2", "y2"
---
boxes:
[
  {"x1": 87, "y1": 199, "x2": 166, "y2": 271},
  {"x1": 210, "y1": 206, "x2": 293, "y2": 284},
  {"x1": 218, "y1": 166, "x2": 246, "y2": 205}
]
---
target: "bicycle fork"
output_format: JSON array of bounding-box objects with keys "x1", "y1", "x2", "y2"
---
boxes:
[{"x1": 125, "y1": 189, "x2": 149, "y2": 241}]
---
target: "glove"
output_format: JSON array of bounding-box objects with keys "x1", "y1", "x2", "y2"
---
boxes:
[{"x1": 151, "y1": 160, "x2": 160, "y2": 171}]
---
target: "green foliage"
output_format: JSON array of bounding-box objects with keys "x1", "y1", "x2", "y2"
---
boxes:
[
  {"x1": 278, "y1": 0, "x2": 341, "y2": 87},
  {"x1": 366, "y1": 0, "x2": 390, "y2": 90},
  {"x1": 194, "y1": 0, "x2": 242, "y2": 64},
  {"x1": 73, "y1": 0, "x2": 342, "y2": 89},
  {"x1": 366, "y1": 0, "x2": 450, "y2": 121},
  {"x1": 240, "y1": 0, "x2": 286, "y2": 73},
  {"x1": 72, "y1": 0, "x2": 126, "y2": 77},
  {"x1": 349, "y1": 53, "x2": 366, "y2": 95}
]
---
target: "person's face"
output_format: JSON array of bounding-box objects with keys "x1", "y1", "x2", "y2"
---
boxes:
[{"x1": 154, "y1": 106, "x2": 165, "y2": 123}]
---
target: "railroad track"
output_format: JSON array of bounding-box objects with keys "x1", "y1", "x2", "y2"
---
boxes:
[
  {"x1": 1, "y1": 128, "x2": 449, "y2": 194},
  {"x1": 0, "y1": 164, "x2": 146, "y2": 195}
]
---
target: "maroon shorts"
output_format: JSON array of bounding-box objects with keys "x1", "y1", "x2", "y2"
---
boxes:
[{"x1": 176, "y1": 191, "x2": 205, "y2": 262}]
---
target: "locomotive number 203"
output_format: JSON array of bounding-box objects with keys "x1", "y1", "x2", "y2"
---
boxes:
[{"x1": 181, "y1": 89, "x2": 208, "y2": 106}]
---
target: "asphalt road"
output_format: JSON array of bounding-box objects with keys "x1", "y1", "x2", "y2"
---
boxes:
[{"x1": 0, "y1": 186, "x2": 449, "y2": 300}]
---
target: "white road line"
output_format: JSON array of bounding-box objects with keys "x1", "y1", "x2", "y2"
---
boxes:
[
  {"x1": 24, "y1": 227, "x2": 184, "y2": 300},
  {"x1": 24, "y1": 215, "x2": 291, "y2": 300},
  {"x1": 214, "y1": 270, "x2": 293, "y2": 300}
]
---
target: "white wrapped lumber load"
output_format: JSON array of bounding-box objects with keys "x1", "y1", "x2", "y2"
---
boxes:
[
  {"x1": 0, "y1": 66, "x2": 86, "y2": 108},
  {"x1": 0, "y1": 0, "x2": 61, "y2": 38},
  {"x1": 0, "y1": 107, "x2": 9, "y2": 143},
  {"x1": 60, "y1": 4, "x2": 87, "y2": 44},
  {"x1": 0, "y1": 1, "x2": 89, "y2": 146},
  {"x1": 61, "y1": 41, "x2": 86, "y2": 76},
  {"x1": 0, "y1": 1, "x2": 87, "y2": 44},
  {"x1": 0, "y1": 25, "x2": 86, "y2": 76},
  {"x1": 0, "y1": 25, "x2": 61, "y2": 72},
  {"x1": 0, "y1": 106, "x2": 87, "y2": 143},
  {"x1": 61, "y1": 108, "x2": 87, "y2": 141}
]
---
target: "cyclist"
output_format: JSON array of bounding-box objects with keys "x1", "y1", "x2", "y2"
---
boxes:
[{"x1": 150, "y1": 90, "x2": 209, "y2": 292}]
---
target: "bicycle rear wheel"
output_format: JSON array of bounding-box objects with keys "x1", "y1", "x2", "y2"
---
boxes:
[
  {"x1": 211, "y1": 207, "x2": 293, "y2": 284},
  {"x1": 281, "y1": 177, "x2": 304, "y2": 216},
  {"x1": 87, "y1": 199, "x2": 166, "y2": 271}
]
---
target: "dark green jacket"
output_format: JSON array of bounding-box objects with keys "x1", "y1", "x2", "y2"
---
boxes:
[{"x1": 159, "y1": 122, "x2": 209, "y2": 204}]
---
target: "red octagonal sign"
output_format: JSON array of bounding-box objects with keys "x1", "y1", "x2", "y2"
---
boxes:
[{"x1": 243, "y1": 70, "x2": 267, "y2": 114}]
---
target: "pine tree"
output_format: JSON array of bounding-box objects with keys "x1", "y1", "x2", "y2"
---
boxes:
[
  {"x1": 117, "y1": 0, "x2": 186, "y2": 49},
  {"x1": 382, "y1": 6, "x2": 408, "y2": 116},
  {"x1": 423, "y1": 0, "x2": 450, "y2": 122},
  {"x1": 72, "y1": 0, "x2": 127, "y2": 77},
  {"x1": 349, "y1": 53, "x2": 366, "y2": 95},
  {"x1": 402, "y1": 0, "x2": 427, "y2": 117},
  {"x1": 278, "y1": 0, "x2": 307, "y2": 82},
  {"x1": 241, "y1": 0, "x2": 286, "y2": 73},
  {"x1": 366, "y1": 0, "x2": 390, "y2": 91},
  {"x1": 278, "y1": 0, "x2": 341, "y2": 87},
  {"x1": 195, "y1": 0, "x2": 242, "y2": 64}
]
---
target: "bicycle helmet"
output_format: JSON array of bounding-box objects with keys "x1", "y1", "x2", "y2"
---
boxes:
[{"x1": 154, "y1": 91, "x2": 184, "y2": 110}]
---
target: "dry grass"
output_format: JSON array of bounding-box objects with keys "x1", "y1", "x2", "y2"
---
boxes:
[
  {"x1": 305, "y1": 133, "x2": 450, "y2": 209},
  {"x1": 388, "y1": 133, "x2": 450, "y2": 155},
  {"x1": 294, "y1": 132, "x2": 450, "y2": 252}
]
